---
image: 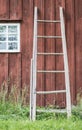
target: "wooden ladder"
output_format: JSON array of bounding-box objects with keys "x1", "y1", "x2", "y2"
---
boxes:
[{"x1": 30, "y1": 7, "x2": 71, "y2": 121}]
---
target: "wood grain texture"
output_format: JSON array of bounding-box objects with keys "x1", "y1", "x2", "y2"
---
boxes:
[
  {"x1": 34, "y1": 0, "x2": 45, "y2": 106},
  {"x1": 75, "y1": 0, "x2": 82, "y2": 104},
  {"x1": 43, "y1": 0, "x2": 56, "y2": 106},
  {"x1": 0, "y1": 0, "x2": 79, "y2": 106},
  {"x1": 55, "y1": 0, "x2": 65, "y2": 107},
  {"x1": 0, "y1": 54, "x2": 8, "y2": 87},
  {"x1": 65, "y1": 0, "x2": 76, "y2": 104},
  {"x1": 8, "y1": 54, "x2": 21, "y2": 92},
  {"x1": 76, "y1": 0, "x2": 82, "y2": 18},
  {"x1": 10, "y1": 0, "x2": 22, "y2": 20},
  {"x1": 0, "y1": 0, "x2": 9, "y2": 20},
  {"x1": 21, "y1": 0, "x2": 33, "y2": 104}
]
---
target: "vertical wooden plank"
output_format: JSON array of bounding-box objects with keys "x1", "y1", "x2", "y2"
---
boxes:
[
  {"x1": 0, "y1": 54, "x2": 8, "y2": 87},
  {"x1": 0, "y1": 0, "x2": 9, "y2": 20},
  {"x1": 49, "y1": 0, "x2": 56, "y2": 107},
  {"x1": 21, "y1": 0, "x2": 33, "y2": 104},
  {"x1": 7, "y1": 0, "x2": 23, "y2": 103},
  {"x1": 44, "y1": 0, "x2": 56, "y2": 106},
  {"x1": 8, "y1": 53, "x2": 22, "y2": 103},
  {"x1": 65, "y1": 0, "x2": 75, "y2": 104},
  {"x1": 55, "y1": 0, "x2": 65, "y2": 107},
  {"x1": 76, "y1": 0, "x2": 82, "y2": 19},
  {"x1": 44, "y1": 1, "x2": 52, "y2": 106},
  {"x1": 75, "y1": 0, "x2": 82, "y2": 105},
  {"x1": 34, "y1": 0, "x2": 45, "y2": 106},
  {"x1": 0, "y1": 54, "x2": 8, "y2": 103},
  {"x1": 10, "y1": 0, "x2": 22, "y2": 20}
]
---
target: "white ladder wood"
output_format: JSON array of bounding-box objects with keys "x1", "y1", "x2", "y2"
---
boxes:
[
  {"x1": 30, "y1": 59, "x2": 33, "y2": 120},
  {"x1": 60, "y1": 7, "x2": 71, "y2": 117},
  {"x1": 37, "y1": 52, "x2": 64, "y2": 55},
  {"x1": 30, "y1": 6, "x2": 71, "y2": 121},
  {"x1": 37, "y1": 35, "x2": 62, "y2": 38},
  {"x1": 36, "y1": 90, "x2": 66, "y2": 94},
  {"x1": 37, "y1": 70, "x2": 65, "y2": 73},
  {"x1": 37, "y1": 20, "x2": 60, "y2": 23},
  {"x1": 32, "y1": 7, "x2": 38, "y2": 121}
]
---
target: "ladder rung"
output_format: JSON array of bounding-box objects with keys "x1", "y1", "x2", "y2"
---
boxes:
[
  {"x1": 37, "y1": 36, "x2": 62, "y2": 38},
  {"x1": 37, "y1": 20, "x2": 60, "y2": 23},
  {"x1": 36, "y1": 90, "x2": 66, "y2": 94},
  {"x1": 37, "y1": 70, "x2": 65, "y2": 73},
  {"x1": 37, "y1": 109, "x2": 67, "y2": 113},
  {"x1": 37, "y1": 53, "x2": 64, "y2": 55}
]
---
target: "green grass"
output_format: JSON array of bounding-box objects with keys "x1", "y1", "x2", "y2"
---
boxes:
[
  {"x1": 0, "y1": 117, "x2": 82, "y2": 130},
  {"x1": 0, "y1": 102, "x2": 82, "y2": 130}
]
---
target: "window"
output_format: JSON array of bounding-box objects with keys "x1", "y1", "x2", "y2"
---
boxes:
[{"x1": 0, "y1": 23, "x2": 20, "y2": 52}]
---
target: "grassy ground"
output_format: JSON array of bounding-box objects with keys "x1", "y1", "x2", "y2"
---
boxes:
[
  {"x1": 0, "y1": 102, "x2": 82, "y2": 130},
  {"x1": 0, "y1": 117, "x2": 82, "y2": 130}
]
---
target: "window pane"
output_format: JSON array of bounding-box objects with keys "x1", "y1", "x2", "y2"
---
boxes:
[
  {"x1": 8, "y1": 26, "x2": 17, "y2": 33},
  {"x1": 0, "y1": 26, "x2": 6, "y2": 33},
  {"x1": 8, "y1": 34, "x2": 18, "y2": 41},
  {"x1": 0, "y1": 34, "x2": 6, "y2": 41},
  {"x1": 0, "y1": 42, "x2": 6, "y2": 49},
  {"x1": 8, "y1": 42, "x2": 18, "y2": 50},
  {"x1": 0, "y1": 24, "x2": 20, "y2": 52}
]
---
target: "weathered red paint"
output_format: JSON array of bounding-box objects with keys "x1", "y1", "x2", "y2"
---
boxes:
[
  {"x1": 0, "y1": 0, "x2": 81, "y2": 106},
  {"x1": 0, "y1": 0, "x2": 9, "y2": 20}
]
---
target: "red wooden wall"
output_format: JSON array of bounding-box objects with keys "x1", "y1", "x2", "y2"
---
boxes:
[{"x1": 0, "y1": 0, "x2": 81, "y2": 106}]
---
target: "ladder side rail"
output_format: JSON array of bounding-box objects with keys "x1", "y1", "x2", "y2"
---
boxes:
[
  {"x1": 33, "y1": 7, "x2": 38, "y2": 59},
  {"x1": 60, "y1": 7, "x2": 71, "y2": 117},
  {"x1": 30, "y1": 58, "x2": 33, "y2": 120},
  {"x1": 32, "y1": 7, "x2": 38, "y2": 121}
]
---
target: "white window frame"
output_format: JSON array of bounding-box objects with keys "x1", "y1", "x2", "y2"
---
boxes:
[{"x1": 0, "y1": 23, "x2": 20, "y2": 53}]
